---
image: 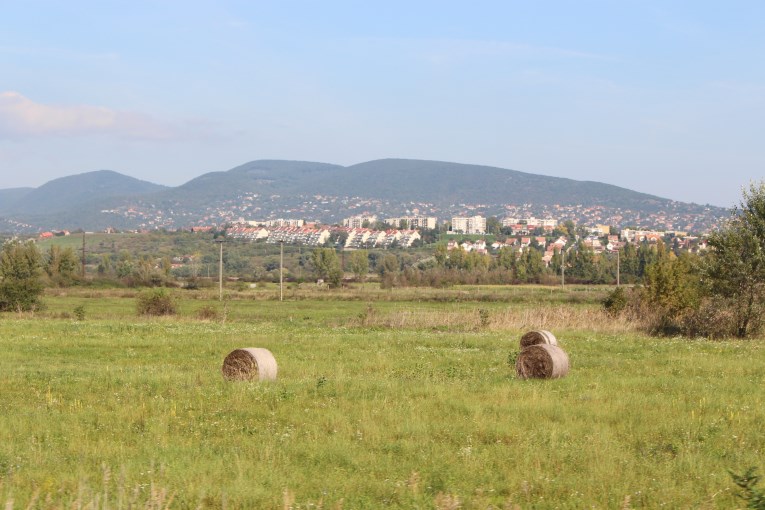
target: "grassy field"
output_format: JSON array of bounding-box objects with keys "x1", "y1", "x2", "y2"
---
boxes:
[{"x1": 1, "y1": 288, "x2": 764, "y2": 509}]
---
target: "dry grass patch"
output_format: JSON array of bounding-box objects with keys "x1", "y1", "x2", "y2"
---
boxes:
[{"x1": 356, "y1": 305, "x2": 640, "y2": 333}]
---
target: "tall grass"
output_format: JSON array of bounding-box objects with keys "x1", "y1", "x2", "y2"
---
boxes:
[{"x1": 357, "y1": 303, "x2": 639, "y2": 333}]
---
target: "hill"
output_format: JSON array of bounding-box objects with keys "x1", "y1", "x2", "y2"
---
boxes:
[
  {"x1": 0, "y1": 159, "x2": 727, "y2": 233},
  {"x1": 0, "y1": 170, "x2": 167, "y2": 215},
  {"x1": 0, "y1": 187, "x2": 33, "y2": 212},
  {"x1": 159, "y1": 159, "x2": 666, "y2": 211}
]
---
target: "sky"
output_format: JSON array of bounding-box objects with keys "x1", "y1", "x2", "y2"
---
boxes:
[{"x1": 1, "y1": 1, "x2": 763, "y2": 208}]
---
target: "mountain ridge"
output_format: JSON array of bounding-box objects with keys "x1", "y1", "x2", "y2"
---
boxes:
[{"x1": 0, "y1": 159, "x2": 727, "y2": 233}]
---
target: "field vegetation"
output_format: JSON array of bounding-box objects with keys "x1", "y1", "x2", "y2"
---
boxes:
[{"x1": 1, "y1": 287, "x2": 764, "y2": 509}]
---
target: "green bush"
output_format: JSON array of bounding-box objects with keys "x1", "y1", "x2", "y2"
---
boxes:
[
  {"x1": 136, "y1": 289, "x2": 178, "y2": 316},
  {"x1": 602, "y1": 286, "x2": 627, "y2": 316}
]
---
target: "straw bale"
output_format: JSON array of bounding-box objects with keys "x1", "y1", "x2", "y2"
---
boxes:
[
  {"x1": 520, "y1": 329, "x2": 558, "y2": 349},
  {"x1": 222, "y1": 348, "x2": 278, "y2": 381},
  {"x1": 515, "y1": 344, "x2": 569, "y2": 379}
]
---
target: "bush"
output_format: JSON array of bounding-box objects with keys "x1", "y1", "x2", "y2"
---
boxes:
[
  {"x1": 136, "y1": 289, "x2": 178, "y2": 316},
  {"x1": 681, "y1": 297, "x2": 758, "y2": 339},
  {"x1": 196, "y1": 305, "x2": 220, "y2": 321},
  {"x1": 602, "y1": 286, "x2": 627, "y2": 316},
  {"x1": 73, "y1": 305, "x2": 86, "y2": 321}
]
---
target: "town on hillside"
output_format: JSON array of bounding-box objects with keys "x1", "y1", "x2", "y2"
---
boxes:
[{"x1": 72, "y1": 191, "x2": 724, "y2": 235}]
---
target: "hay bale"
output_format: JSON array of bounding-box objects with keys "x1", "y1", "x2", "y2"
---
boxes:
[
  {"x1": 520, "y1": 329, "x2": 558, "y2": 349},
  {"x1": 222, "y1": 348, "x2": 278, "y2": 381},
  {"x1": 516, "y1": 344, "x2": 569, "y2": 380}
]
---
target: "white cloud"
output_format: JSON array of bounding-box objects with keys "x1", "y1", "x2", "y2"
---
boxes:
[{"x1": 0, "y1": 91, "x2": 198, "y2": 140}]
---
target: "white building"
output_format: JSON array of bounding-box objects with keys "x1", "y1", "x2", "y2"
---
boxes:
[
  {"x1": 502, "y1": 217, "x2": 558, "y2": 229},
  {"x1": 451, "y1": 216, "x2": 486, "y2": 234},
  {"x1": 342, "y1": 215, "x2": 377, "y2": 229},
  {"x1": 248, "y1": 218, "x2": 304, "y2": 228},
  {"x1": 385, "y1": 216, "x2": 438, "y2": 230}
]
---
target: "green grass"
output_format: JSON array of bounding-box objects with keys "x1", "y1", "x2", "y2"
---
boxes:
[{"x1": 1, "y1": 291, "x2": 764, "y2": 509}]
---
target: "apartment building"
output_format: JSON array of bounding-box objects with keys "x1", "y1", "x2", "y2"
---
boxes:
[
  {"x1": 451, "y1": 215, "x2": 486, "y2": 234},
  {"x1": 384, "y1": 216, "x2": 438, "y2": 230},
  {"x1": 342, "y1": 215, "x2": 377, "y2": 229}
]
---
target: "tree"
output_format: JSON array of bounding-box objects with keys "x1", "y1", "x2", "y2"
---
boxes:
[
  {"x1": 379, "y1": 253, "x2": 400, "y2": 276},
  {"x1": 705, "y1": 181, "x2": 765, "y2": 337},
  {"x1": 568, "y1": 241, "x2": 597, "y2": 282},
  {"x1": 434, "y1": 244, "x2": 448, "y2": 267},
  {"x1": 44, "y1": 245, "x2": 79, "y2": 286},
  {"x1": 327, "y1": 231, "x2": 348, "y2": 248},
  {"x1": 116, "y1": 250, "x2": 134, "y2": 279},
  {"x1": 549, "y1": 247, "x2": 563, "y2": 277},
  {"x1": 348, "y1": 250, "x2": 370, "y2": 282},
  {"x1": 486, "y1": 216, "x2": 502, "y2": 235},
  {"x1": 311, "y1": 248, "x2": 342, "y2": 286},
  {"x1": 97, "y1": 253, "x2": 113, "y2": 276},
  {"x1": 642, "y1": 243, "x2": 701, "y2": 333},
  {"x1": 516, "y1": 247, "x2": 544, "y2": 283},
  {"x1": 0, "y1": 240, "x2": 44, "y2": 311}
]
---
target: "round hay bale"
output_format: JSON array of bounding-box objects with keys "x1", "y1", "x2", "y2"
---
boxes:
[
  {"x1": 222, "y1": 348, "x2": 278, "y2": 381},
  {"x1": 520, "y1": 329, "x2": 558, "y2": 349},
  {"x1": 515, "y1": 344, "x2": 569, "y2": 380}
]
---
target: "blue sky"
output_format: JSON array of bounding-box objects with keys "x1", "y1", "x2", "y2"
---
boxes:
[{"x1": 1, "y1": 1, "x2": 763, "y2": 207}]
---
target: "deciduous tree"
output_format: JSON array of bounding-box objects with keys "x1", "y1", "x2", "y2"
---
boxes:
[
  {"x1": 0, "y1": 240, "x2": 44, "y2": 311},
  {"x1": 705, "y1": 181, "x2": 765, "y2": 337}
]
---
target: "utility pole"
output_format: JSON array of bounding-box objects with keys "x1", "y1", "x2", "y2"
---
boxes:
[
  {"x1": 279, "y1": 241, "x2": 284, "y2": 302},
  {"x1": 81, "y1": 232, "x2": 86, "y2": 278},
  {"x1": 617, "y1": 247, "x2": 620, "y2": 287},
  {"x1": 561, "y1": 248, "x2": 565, "y2": 288},
  {"x1": 215, "y1": 238, "x2": 224, "y2": 301}
]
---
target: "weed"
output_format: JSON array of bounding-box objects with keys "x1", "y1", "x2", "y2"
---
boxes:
[
  {"x1": 730, "y1": 467, "x2": 765, "y2": 509},
  {"x1": 73, "y1": 305, "x2": 86, "y2": 321}
]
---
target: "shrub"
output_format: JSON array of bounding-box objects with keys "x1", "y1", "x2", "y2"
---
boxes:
[
  {"x1": 136, "y1": 289, "x2": 178, "y2": 316},
  {"x1": 729, "y1": 467, "x2": 765, "y2": 509},
  {"x1": 602, "y1": 286, "x2": 627, "y2": 316},
  {"x1": 196, "y1": 305, "x2": 220, "y2": 321},
  {"x1": 73, "y1": 305, "x2": 86, "y2": 321}
]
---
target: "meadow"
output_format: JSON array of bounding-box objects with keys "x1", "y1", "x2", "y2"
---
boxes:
[{"x1": 1, "y1": 286, "x2": 764, "y2": 509}]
